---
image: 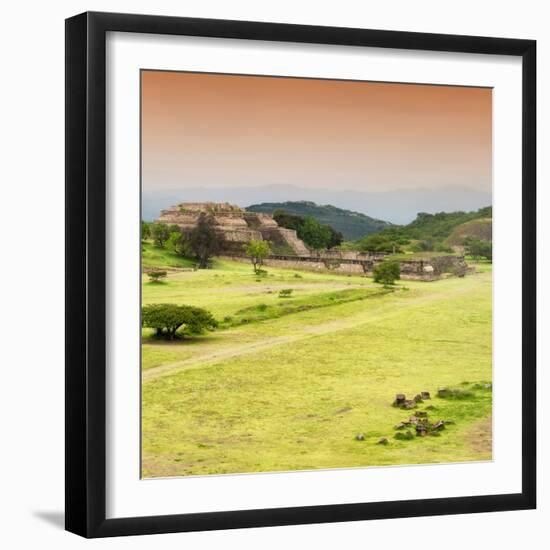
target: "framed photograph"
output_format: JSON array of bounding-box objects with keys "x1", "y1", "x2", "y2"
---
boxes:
[{"x1": 65, "y1": 11, "x2": 536, "y2": 538}]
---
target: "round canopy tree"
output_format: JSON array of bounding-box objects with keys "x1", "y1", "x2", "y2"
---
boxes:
[
  {"x1": 373, "y1": 261, "x2": 401, "y2": 286},
  {"x1": 243, "y1": 239, "x2": 271, "y2": 273},
  {"x1": 142, "y1": 303, "x2": 218, "y2": 339}
]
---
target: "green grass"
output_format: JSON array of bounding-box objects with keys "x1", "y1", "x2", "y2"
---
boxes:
[
  {"x1": 141, "y1": 257, "x2": 492, "y2": 478},
  {"x1": 226, "y1": 287, "x2": 392, "y2": 326},
  {"x1": 142, "y1": 241, "x2": 197, "y2": 270}
]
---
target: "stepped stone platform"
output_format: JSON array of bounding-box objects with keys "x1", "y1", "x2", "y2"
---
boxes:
[{"x1": 156, "y1": 202, "x2": 310, "y2": 255}]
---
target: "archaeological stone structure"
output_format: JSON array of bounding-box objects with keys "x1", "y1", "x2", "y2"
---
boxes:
[
  {"x1": 155, "y1": 202, "x2": 471, "y2": 281},
  {"x1": 155, "y1": 202, "x2": 310, "y2": 255},
  {"x1": 223, "y1": 252, "x2": 471, "y2": 281}
]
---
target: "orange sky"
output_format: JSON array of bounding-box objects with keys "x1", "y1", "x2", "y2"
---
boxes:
[{"x1": 141, "y1": 70, "x2": 492, "y2": 194}]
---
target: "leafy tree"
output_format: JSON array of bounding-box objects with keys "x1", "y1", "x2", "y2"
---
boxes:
[
  {"x1": 166, "y1": 229, "x2": 191, "y2": 257},
  {"x1": 151, "y1": 223, "x2": 170, "y2": 248},
  {"x1": 464, "y1": 237, "x2": 492, "y2": 261},
  {"x1": 147, "y1": 269, "x2": 167, "y2": 283},
  {"x1": 273, "y1": 210, "x2": 304, "y2": 232},
  {"x1": 298, "y1": 216, "x2": 332, "y2": 250},
  {"x1": 243, "y1": 239, "x2": 271, "y2": 273},
  {"x1": 274, "y1": 209, "x2": 342, "y2": 249},
  {"x1": 327, "y1": 226, "x2": 344, "y2": 248},
  {"x1": 141, "y1": 221, "x2": 151, "y2": 241},
  {"x1": 373, "y1": 261, "x2": 401, "y2": 286},
  {"x1": 142, "y1": 303, "x2": 218, "y2": 340},
  {"x1": 188, "y1": 213, "x2": 222, "y2": 268}
]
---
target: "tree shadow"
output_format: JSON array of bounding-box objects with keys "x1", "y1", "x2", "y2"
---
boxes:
[{"x1": 32, "y1": 510, "x2": 65, "y2": 530}]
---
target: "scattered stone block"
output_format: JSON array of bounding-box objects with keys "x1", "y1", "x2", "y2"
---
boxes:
[
  {"x1": 425, "y1": 405, "x2": 437, "y2": 410},
  {"x1": 414, "y1": 394, "x2": 423, "y2": 403},
  {"x1": 416, "y1": 425, "x2": 428, "y2": 436},
  {"x1": 394, "y1": 422, "x2": 406, "y2": 430},
  {"x1": 416, "y1": 411, "x2": 428, "y2": 418},
  {"x1": 355, "y1": 433, "x2": 366, "y2": 441},
  {"x1": 401, "y1": 400, "x2": 417, "y2": 410},
  {"x1": 433, "y1": 421, "x2": 446, "y2": 431},
  {"x1": 421, "y1": 391, "x2": 431, "y2": 400},
  {"x1": 378, "y1": 438, "x2": 389, "y2": 445},
  {"x1": 393, "y1": 394, "x2": 406, "y2": 406},
  {"x1": 437, "y1": 388, "x2": 448, "y2": 397}
]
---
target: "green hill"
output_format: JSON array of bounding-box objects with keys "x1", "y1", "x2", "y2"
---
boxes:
[
  {"x1": 446, "y1": 218, "x2": 492, "y2": 246},
  {"x1": 356, "y1": 206, "x2": 492, "y2": 253},
  {"x1": 246, "y1": 201, "x2": 391, "y2": 240},
  {"x1": 397, "y1": 206, "x2": 492, "y2": 241}
]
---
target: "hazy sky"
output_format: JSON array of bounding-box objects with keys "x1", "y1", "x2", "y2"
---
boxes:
[{"x1": 141, "y1": 70, "x2": 492, "y2": 196}]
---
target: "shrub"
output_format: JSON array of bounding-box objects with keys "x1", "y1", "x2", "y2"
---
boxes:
[
  {"x1": 279, "y1": 289, "x2": 293, "y2": 298},
  {"x1": 437, "y1": 387, "x2": 474, "y2": 399},
  {"x1": 142, "y1": 303, "x2": 217, "y2": 339},
  {"x1": 147, "y1": 270, "x2": 167, "y2": 283},
  {"x1": 373, "y1": 262, "x2": 401, "y2": 286}
]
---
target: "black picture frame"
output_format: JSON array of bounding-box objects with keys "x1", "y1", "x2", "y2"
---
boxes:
[{"x1": 65, "y1": 11, "x2": 536, "y2": 538}]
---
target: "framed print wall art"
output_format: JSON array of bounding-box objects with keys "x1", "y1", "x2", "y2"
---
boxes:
[{"x1": 65, "y1": 11, "x2": 536, "y2": 538}]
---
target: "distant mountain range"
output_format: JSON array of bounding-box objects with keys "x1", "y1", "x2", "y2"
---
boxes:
[
  {"x1": 246, "y1": 201, "x2": 390, "y2": 240},
  {"x1": 142, "y1": 184, "x2": 492, "y2": 225}
]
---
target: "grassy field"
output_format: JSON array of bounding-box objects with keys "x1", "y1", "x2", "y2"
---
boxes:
[{"x1": 141, "y1": 248, "x2": 492, "y2": 478}]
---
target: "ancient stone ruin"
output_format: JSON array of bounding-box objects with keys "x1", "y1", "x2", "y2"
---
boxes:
[
  {"x1": 156, "y1": 202, "x2": 310, "y2": 255},
  {"x1": 391, "y1": 392, "x2": 452, "y2": 440},
  {"x1": 155, "y1": 202, "x2": 471, "y2": 280}
]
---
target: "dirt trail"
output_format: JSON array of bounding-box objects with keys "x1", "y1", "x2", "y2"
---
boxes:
[
  {"x1": 143, "y1": 278, "x2": 482, "y2": 383},
  {"x1": 465, "y1": 415, "x2": 493, "y2": 456}
]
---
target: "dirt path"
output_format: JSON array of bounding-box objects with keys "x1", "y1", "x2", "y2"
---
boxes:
[
  {"x1": 143, "y1": 278, "x2": 482, "y2": 383},
  {"x1": 465, "y1": 415, "x2": 493, "y2": 456}
]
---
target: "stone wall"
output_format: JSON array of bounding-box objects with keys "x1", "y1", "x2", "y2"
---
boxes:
[{"x1": 221, "y1": 253, "x2": 469, "y2": 281}]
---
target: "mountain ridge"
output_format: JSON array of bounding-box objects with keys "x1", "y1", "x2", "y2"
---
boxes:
[
  {"x1": 246, "y1": 200, "x2": 391, "y2": 240},
  {"x1": 141, "y1": 184, "x2": 492, "y2": 225}
]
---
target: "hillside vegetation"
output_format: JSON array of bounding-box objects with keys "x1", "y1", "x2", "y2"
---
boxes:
[
  {"x1": 446, "y1": 218, "x2": 492, "y2": 247},
  {"x1": 355, "y1": 206, "x2": 492, "y2": 254},
  {"x1": 246, "y1": 201, "x2": 391, "y2": 240}
]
